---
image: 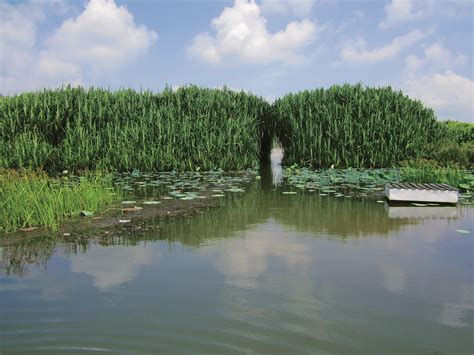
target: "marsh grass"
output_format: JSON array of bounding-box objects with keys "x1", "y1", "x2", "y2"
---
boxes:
[
  {"x1": 0, "y1": 85, "x2": 270, "y2": 172},
  {"x1": 400, "y1": 159, "x2": 473, "y2": 190},
  {"x1": 0, "y1": 170, "x2": 120, "y2": 232},
  {"x1": 273, "y1": 84, "x2": 441, "y2": 168}
]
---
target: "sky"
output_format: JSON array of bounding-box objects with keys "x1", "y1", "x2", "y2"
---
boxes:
[{"x1": 0, "y1": 0, "x2": 473, "y2": 122}]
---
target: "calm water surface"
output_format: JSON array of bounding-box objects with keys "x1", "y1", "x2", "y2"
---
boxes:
[{"x1": 1, "y1": 163, "x2": 473, "y2": 354}]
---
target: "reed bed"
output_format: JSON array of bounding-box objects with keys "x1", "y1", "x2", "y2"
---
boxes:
[
  {"x1": 0, "y1": 170, "x2": 119, "y2": 232},
  {"x1": 0, "y1": 86, "x2": 271, "y2": 172},
  {"x1": 273, "y1": 84, "x2": 442, "y2": 168}
]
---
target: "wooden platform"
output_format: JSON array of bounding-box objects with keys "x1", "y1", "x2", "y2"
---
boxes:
[{"x1": 384, "y1": 183, "x2": 459, "y2": 204}]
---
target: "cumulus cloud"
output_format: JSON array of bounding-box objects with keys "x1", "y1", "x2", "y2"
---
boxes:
[
  {"x1": 402, "y1": 42, "x2": 472, "y2": 121},
  {"x1": 340, "y1": 29, "x2": 426, "y2": 64},
  {"x1": 405, "y1": 71, "x2": 474, "y2": 121},
  {"x1": 405, "y1": 43, "x2": 467, "y2": 77},
  {"x1": 0, "y1": 0, "x2": 157, "y2": 93},
  {"x1": 189, "y1": 0, "x2": 320, "y2": 65},
  {"x1": 260, "y1": 0, "x2": 316, "y2": 17},
  {"x1": 43, "y1": 0, "x2": 157, "y2": 73},
  {"x1": 379, "y1": 0, "x2": 432, "y2": 28}
]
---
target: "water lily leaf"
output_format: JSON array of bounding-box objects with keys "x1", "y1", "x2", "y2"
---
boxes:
[
  {"x1": 161, "y1": 196, "x2": 173, "y2": 200},
  {"x1": 143, "y1": 200, "x2": 161, "y2": 205},
  {"x1": 119, "y1": 219, "x2": 131, "y2": 223},
  {"x1": 180, "y1": 196, "x2": 195, "y2": 200},
  {"x1": 211, "y1": 194, "x2": 225, "y2": 197},
  {"x1": 121, "y1": 200, "x2": 137, "y2": 205},
  {"x1": 80, "y1": 210, "x2": 94, "y2": 217},
  {"x1": 455, "y1": 229, "x2": 470, "y2": 234},
  {"x1": 282, "y1": 191, "x2": 297, "y2": 195},
  {"x1": 411, "y1": 203, "x2": 427, "y2": 207},
  {"x1": 376, "y1": 200, "x2": 385, "y2": 203}
]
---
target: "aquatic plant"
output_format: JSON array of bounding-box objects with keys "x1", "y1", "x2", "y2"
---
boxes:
[
  {"x1": 0, "y1": 170, "x2": 120, "y2": 232},
  {"x1": 0, "y1": 85, "x2": 271, "y2": 172},
  {"x1": 440, "y1": 121, "x2": 474, "y2": 144},
  {"x1": 273, "y1": 83, "x2": 441, "y2": 168},
  {"x1": 400, "y1": 159, "x2": 474, "y2": 192}
]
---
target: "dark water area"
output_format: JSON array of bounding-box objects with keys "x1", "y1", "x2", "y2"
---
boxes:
[{"x1": 1, "y1": 154, "x2": 473, "y2": 354}]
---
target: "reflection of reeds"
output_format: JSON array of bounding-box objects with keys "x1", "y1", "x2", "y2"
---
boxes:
[
  {"x1": 0, "y1": 187, "x2": 419, "y2": 276},
  {"x1": 0, "y1": 86, "x2": 270, "y2": 171},
  {"x1": 0, "y1": 170, "x2": 119, "y2": 232},
  {"x1": 158, "y1": 187, "x2": 415, "y2": 245},
  {"x1": 273, "y1": 84, "x2": 441, "y2": 168},
  {"x1": 1, "y1": 235, "x2": 56, "y2": 276}
]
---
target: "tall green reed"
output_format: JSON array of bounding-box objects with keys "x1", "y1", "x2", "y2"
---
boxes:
[
  {"x1": 0, "y1": 170, "x2": 120, "y2": 232},
  {"x1": 0, "y1": 85, "x2": 270, "y2": 172},
  {"x1": 273, "y1": 83, "x2": 442, "y2": 168}
]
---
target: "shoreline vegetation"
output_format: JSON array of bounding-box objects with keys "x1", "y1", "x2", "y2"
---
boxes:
[{"x1": 1, "y1": 84, "x2": 473, "y2": 234}]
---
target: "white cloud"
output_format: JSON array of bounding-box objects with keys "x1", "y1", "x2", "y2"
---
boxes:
[
  {"x1": 44, "y1": 0, "x2": 157, "y2": 73},
  {"x1": 402, "y1": 42, "x2": 472, "y2": 121},
  {"x1": 189, "y1": 0, "x2": 320, "y2": 65},
  {"x1": 405, "y1": 71, "x2": 474, "y2": 121},
  {"x1": 379, "y1": 0, "x2": 431, "y2": 28},
  {"x1": 0, "y1": 0, "x2": 157, "y2": 93},
  {"x1": 405, "y1": 43, "x2": 467, "y2": 76},
  {"x1": 340, "y1": 29, "x2": 426, "y2": 64},
  {"x1": 260, "y1": 0, "x2": 316, "y2": 17},
  {"x1": 70, "y1": 244, "x2": 155, "y2": 290}
]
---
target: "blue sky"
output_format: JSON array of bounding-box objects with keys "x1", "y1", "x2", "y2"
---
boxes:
[{"x1": 1, "y1": 0, "x2": 473, "y2": 121}]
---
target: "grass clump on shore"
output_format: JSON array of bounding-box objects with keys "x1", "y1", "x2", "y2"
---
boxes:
[
  {"x1": 0, "y1": 85, "x2": 271, "y2": 172},
  {"x1": 273, "y1": 83, "x2": 441, "y2": 168},
  {"x1": 400, "y1": 159, "x2": 474, "y2": 190},
  {"x1": 0, "y1": 170, "x2": 120, "y2": 232}
]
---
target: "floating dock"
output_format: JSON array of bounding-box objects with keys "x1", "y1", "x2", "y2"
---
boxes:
[{"x1": 384, "y1": 183, "x2": 459, "y2": 204}]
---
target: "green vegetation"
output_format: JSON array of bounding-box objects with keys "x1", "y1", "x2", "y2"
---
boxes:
[
  {"x1": 273, "y1": 84, "x2": 441, "y2": 168},
  {"x1": 440, "y1": 121, "x2": 474, "y2": 144},
  {"x1": 0, "y1": 170, "x2": 120, "y2": 232},
  {"x1": 0, "y1": 85, "x2": 270, "y2": 172},
  {"x1": 418, "y1": 121, "x2": 474, "y2": 168},
  {"x1": 400, "y1": 159, "x2": 474, "y2": 191}
]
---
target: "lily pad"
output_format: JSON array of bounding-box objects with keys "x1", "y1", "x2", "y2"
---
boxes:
[
  {"x1": 211, "y1": 194, "x2": 225, "y2": 197},
  {"x1": 119, "y1": 219, "x2": 131, "y2": 223},
  {"x1": 455, "y1": 229, "x2": 470, "y2": 234},
  {"x1": 80, "y1": 210, "x2": 94, "y2": 217},
  {"x1": 180, "y1": 196, "x2": 195, "y2": 200},
  {"x1": 143, "y1": 200, "x2": 161, "y2": 205},
  {"x1": 121, "y1": 200, "x2": 137, "y2": 205},
  {"x1": 411, "y1": 203, "x2": 428, "y2": 207},
  {"x1": 282, "y1": 191, "x2": 297, "y2": 195}
]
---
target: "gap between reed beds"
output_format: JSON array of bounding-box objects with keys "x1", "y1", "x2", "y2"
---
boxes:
[{"x1": 0, "y1": 170, "x2": 120, "y2": 232}]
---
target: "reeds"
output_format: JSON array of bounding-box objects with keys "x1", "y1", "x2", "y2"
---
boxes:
[
  {"x1": 273, "y1": 83, "x2": 442, "y2": 168},
  {"x1": 0, "y1": 170, "x2": 119, "y2": 232},
  {"x1": 0, "y1": 85, "x2": 270, "y2": 172},
  {"x1": 1, "y1": 84, "x2": 450, "y2": 171}
]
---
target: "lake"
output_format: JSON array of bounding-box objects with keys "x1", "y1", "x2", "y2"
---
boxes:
[{"x1": 1, "y1": 160, "x2": 473, "y2": 354}]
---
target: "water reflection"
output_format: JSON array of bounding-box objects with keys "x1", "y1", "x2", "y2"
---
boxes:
[
  {"x1": 1, "y1": 185, "x2": 421, "y2": 276},
  {"x1": 70, "y1": 244, "x2": 155, "y2": 290},
  {"x1": 1, "y1": 184, "x2": 473, "y2": 353},
  {"x1": 386, "y1": 205, "x2": 460, "y2": 219},
  {"x1": 270, "y1": 148, "x2": 283, "y2": 187}
]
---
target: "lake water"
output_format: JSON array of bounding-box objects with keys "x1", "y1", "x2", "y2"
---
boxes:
[{"x1": 1, "y1": 159, "x2": 473, "y2": 354}]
